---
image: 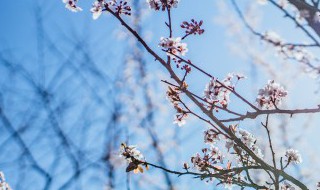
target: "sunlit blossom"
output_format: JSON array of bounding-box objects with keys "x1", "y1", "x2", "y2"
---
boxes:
[
  {"x1": 239, "y1": 129, "x2": 264, "y2": 158},
  {"x1": 90, "y1": 1, "x2": 104, "y2": 20},
  {"x1": 159, "y1": 37, "x2": 188, "y2": 58},
  {"x1": 285, "y1": 149, "x2": 302, "y2": 164},
  {"x1": 147, "y1": 0, "x2": 180, "y2": 11},
  {"x1": 0, "y1": 172, "x2": 11, "y2": 190},
  {"x1": 256, "y1": 80, "x2": 287, "y2": 109},
  {"x1": 62, "y1": 0, "x2": 83, "y2": 12},
  {"x1": 119, "y1": 143, "x2": 144, "y2": 162}
]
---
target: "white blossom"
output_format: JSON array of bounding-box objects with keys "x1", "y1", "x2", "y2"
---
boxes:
[
  {"x1": 204, "y1": 78, "x2": 229, "y2": 108},
  {"x1": 262, "y1": 31, "x2": 315, "y2": 65},
  {"x1": 239, "y1": 129, "x2": 264, "y2": 158},
  {"x1": 173, "y1": 115, "x2": 186, "y2": 126},
  {"x1": 166, "y1": 86, "x2": 188, "y2": 127},
  {"x1": 120, "y1": 144, "x2": 144, "y2": 162},
  {"x1": 209, "y1": 146, "x2": 223, "y2": 161},
  {"x1": 0, "y1": 172, "x2": 11, "y2": 190},
  {"x1": 239, "y1": 129, "x2": 256, "y2": 147},
  {"x1": 62, "y1": 0, "x2": 83, "y2": 12},
  {"x1": 147, "y1": 0, "x2": 180, "y2": 11},
  {"x1": 234, "y1": 73, "x2": 247, "y2": 80},
  {"x1": 285, "y1": 149, "x2": 302, "y2": 164},
  {"x1": 91, "y1": 1, "x2": 104, "y2": 20},
  {"x1": 203, "y1": 73, "x2": 245, "y2": 109},
  {"x1": 256, "y1": 80, "x2": 288, "y2": 109},
  {"x1": 225, "y1": 139, "x2": 234, "y2": 151},
  {"x1": 159, "y1": 37, "x2": 188, "y2": 58},
  {"x1": 191, "y1": 146, "x2": 224, "y2": 172},
  {"x1": 252, "y1": 144, "x2": 264, "y2": 158},
  {"x1": 264, "y1": 31, "x2": 283, "y2": 45}
]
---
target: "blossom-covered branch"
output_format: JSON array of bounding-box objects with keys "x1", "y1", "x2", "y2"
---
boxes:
[
  {"x1": 62, "y1": 0, "x2": 320, "y2": 189},
  {"x1": 0, "y1": 172, "x2": 12, "y2": 190}
]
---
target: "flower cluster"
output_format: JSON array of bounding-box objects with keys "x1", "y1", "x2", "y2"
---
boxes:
[
  {"x1": 62, "y1": 0, "x2": 82, "y2": 12},
  {"x1": 147, "y1": 0, "x2": 180, "y2": 11},
  {"x1": 166, "y1": 86, "x2": 188, "y2": 126},
  {"x1": 120, "y1": 143, "x2": 144, "y2": 162},
  {"x1": 204, "y1": 129, "x2": 220, "y2": 144},
  {"x1": 0, "y1": 172, "x2": 11, "y2": 190},
  {"x1": 109, "y1": 0, "x2": 131, "y2": 16},
  {"x1": 181, "y1": 19, "x2": 205, "y2": 37},
  {"x1": 204, "y1": 78, "x2": 229, "y2": 109},
  {"x1": 263, "y1": 31, "x2": 315, "y2": 66},
  {"x1": 187, "y1": 126, "x2": 249, "y2": 188},
  {"x1": 159, "y1": 37, "x2": 188, "y2": 59},
  {"x1": 191, "y1": 146, "x2": 224, "y2": 172},
  {"x1": 239, "y1": 129, "x2": 264, "y2": 159},
  {"x1": 65, "y1": 0, "x2": 131, "y2": 18},
  {"x1": 120, "y1": 143, "x2": 148, "y2": 173},
  {"x1": 204, "y1": 73, "x2": 245, "y2": 109},
  {"x1": 285, "y1": 148, "x2": 302, "y2": 164},
  {"x1": 225, "y1": 139, "x2": 235, "y2": 151},
  {"x1": 90, "y1": 0, "x2": 105, "y2": 20},
  {"x1": 263, "y1": 31, "x2": 282, "y2": 46},
  {"x1": 256, "y1": 80, "x2": 288, "y2": 109}
]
